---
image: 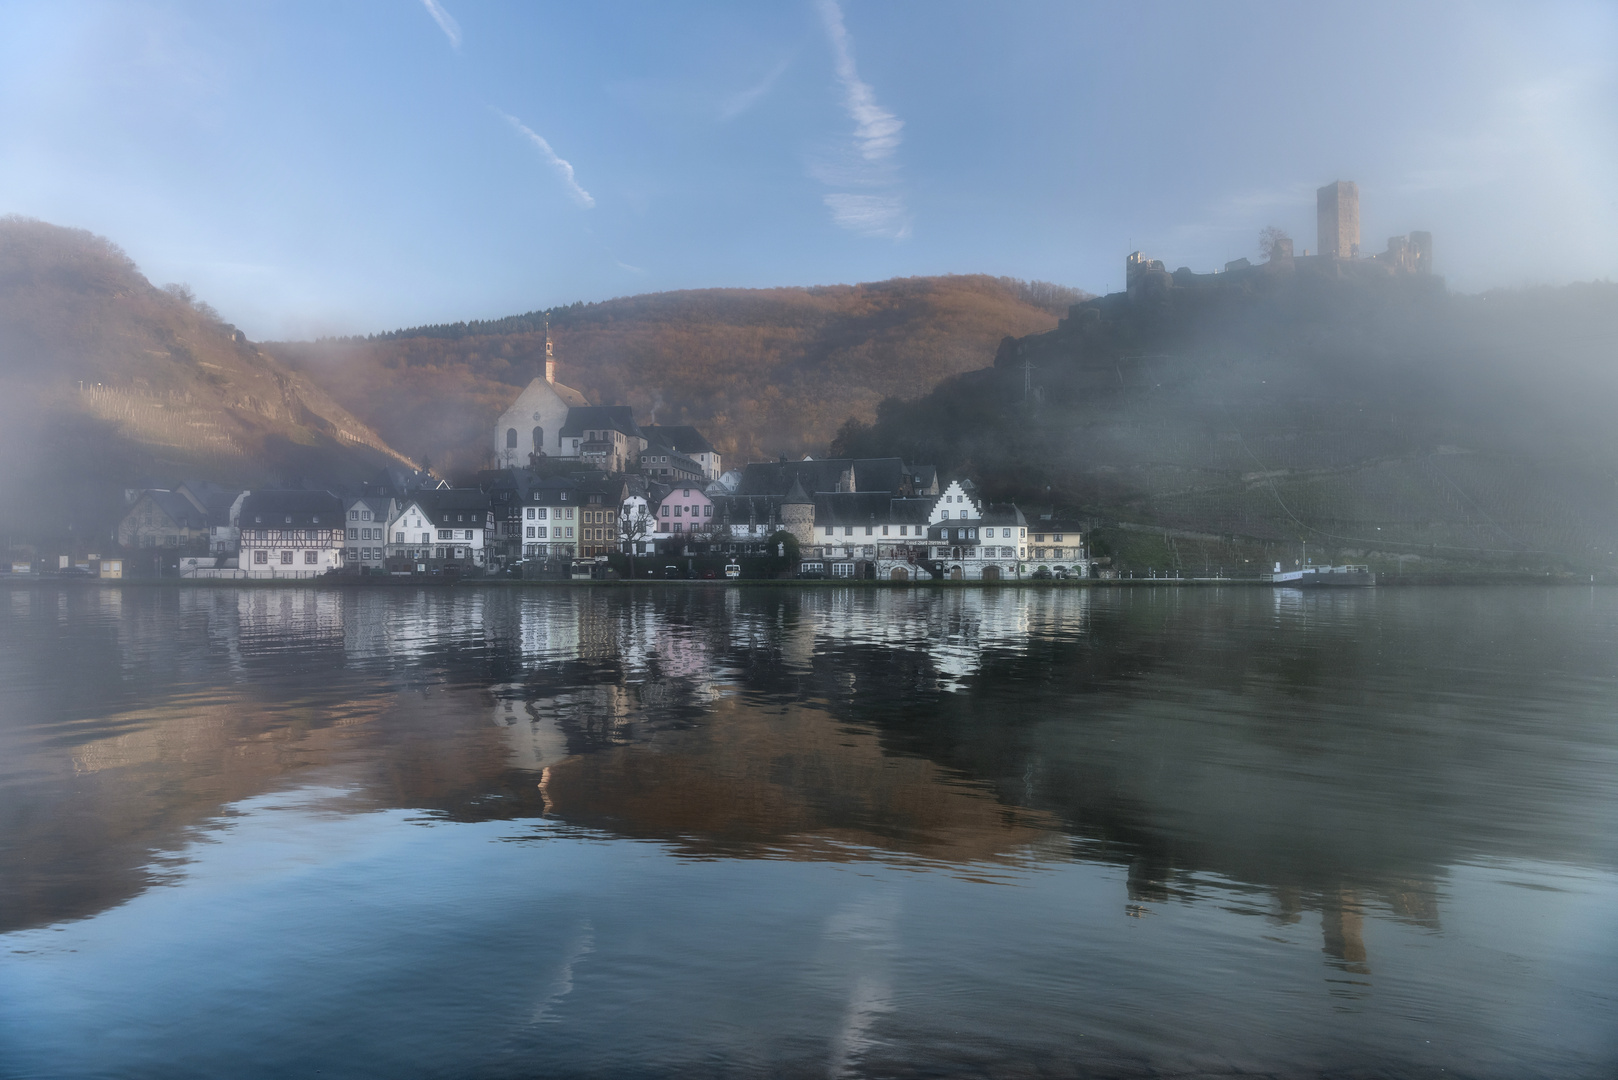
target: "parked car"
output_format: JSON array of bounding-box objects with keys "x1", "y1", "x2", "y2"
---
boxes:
[
  {"x1": 663, "y1": 565, "x2": 681, "y2": 579},
  {"x1": 1031, "y1": 567, "x2": 1053, "y2": 580}
]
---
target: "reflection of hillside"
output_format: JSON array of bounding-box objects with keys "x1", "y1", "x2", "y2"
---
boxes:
[
  {"x1": 536, "y1": 695, "x2": 1057, "y2": 866},
  {"x1": 3, "y1": 684, "x2": 394, "y2": 933}
]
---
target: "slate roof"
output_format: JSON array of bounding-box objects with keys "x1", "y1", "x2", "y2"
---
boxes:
[
  {"x1": 241, "y1": 490, "x2": 345, "y2": 528},
  {"x1": 141, "y1": 490, "x2": 210, "y2": 529},
  {"x1": 639, "y1": 425, "x2": 715, "y2": 455},
  {"x1": 733, "y1": 458, "x2": 912, "y2": 497},
  {"x1": 810, "y1": 493, "x2": 938, "y2": 527},
  {"x1": 409, "y1": 488, "x2": 493, "y2": 523},
  {"x1": 560, "y1": 406, "x2": 641, "y2": 439}
]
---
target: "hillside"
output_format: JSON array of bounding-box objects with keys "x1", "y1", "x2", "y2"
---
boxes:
[
  {"x1": 832, "y1": 262, "x2": 1618, "y2": 573},
  {"x1": 0, "y1": 217, "x2": 412, "y2": 543},
  {"x1": 268, "y1": 277, "x2": 1083, "y2": 476}
]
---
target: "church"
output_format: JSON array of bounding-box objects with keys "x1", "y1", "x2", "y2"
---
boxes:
[{"x1": 493, "y1": 326, "x2": 592, "y2": 469}]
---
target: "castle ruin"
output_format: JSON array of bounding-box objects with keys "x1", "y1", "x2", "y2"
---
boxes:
[{"x1": 1123, "y1": 180, "x2": 1432, "y2": 299}]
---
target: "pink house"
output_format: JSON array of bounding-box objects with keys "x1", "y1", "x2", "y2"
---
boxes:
[{"x1": 655, "y1": 486, "x2": 714, "y2": 534}]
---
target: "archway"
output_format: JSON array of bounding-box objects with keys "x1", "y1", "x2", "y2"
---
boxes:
[
  {"x1": 506, "y1": 428, "x2": 518, "y2": 449},
  {"x1": 982, "y1": 565, "x2": 1001, "y2": 582},
  {"x1": 532, "y1": 426, "x2": 544, "y2": 453},
  {"x1": 949, "y1": 565, "x2": 963, "y2": 581},
  {"x1": 889, "y1": 567, "x2": 909, "y2": 581}
]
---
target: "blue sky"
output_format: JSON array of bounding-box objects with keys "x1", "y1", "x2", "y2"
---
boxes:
[{"x1": 2, "y1": 1, "x2": 1614, "y2": 338}]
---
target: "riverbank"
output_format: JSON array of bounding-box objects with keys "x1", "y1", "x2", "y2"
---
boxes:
[{"x1": 0, "y1": 571, "x2": 1605, "y2": 589}]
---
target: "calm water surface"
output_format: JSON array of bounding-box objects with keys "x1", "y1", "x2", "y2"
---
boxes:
[{"x1": 1, "y1": 584, "x2": 1615, "y2": 1078}]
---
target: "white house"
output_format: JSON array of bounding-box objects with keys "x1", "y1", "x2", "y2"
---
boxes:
[
  {"x1": 344, "y1": 496, "x2": 398, "y2": 572},
  {"x1": 386, "y1": 489, "x2": 493, "y2": 571},
  {"x1": 238, "y1": 491, "x2": 346, "y2": 579},
  {"x1": 924, "y1": 480, "x2": 1028, "y2": 580}
]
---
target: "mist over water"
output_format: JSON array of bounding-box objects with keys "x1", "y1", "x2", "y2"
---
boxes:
[{"x1": 2, "y1": 584, "x2": 1615, "y2": 1078}]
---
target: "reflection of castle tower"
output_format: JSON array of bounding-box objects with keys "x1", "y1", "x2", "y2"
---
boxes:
[{"x1": 1317, "y1": 180, "x2": 1360, "y2": 259}]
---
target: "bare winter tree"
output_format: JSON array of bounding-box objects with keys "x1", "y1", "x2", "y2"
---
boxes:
[
  {"x1": 620, "y1": 499, "x2": 656, "y2": 577},
  {"x1": 1258, "y1": 226, "x2": 1291, "y2": 260}
]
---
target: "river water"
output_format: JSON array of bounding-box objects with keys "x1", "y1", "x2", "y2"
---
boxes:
[{"x1": 1, "y1": 584, "x2": 1614, "y2": 1078}]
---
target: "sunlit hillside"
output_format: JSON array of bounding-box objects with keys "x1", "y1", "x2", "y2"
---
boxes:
[
  {"x1": 268, "y1": 277, "x2": 1085, "y2": 476},
  {"x1": 0, "y1": 217, "x2": 412, "y2": 541}
]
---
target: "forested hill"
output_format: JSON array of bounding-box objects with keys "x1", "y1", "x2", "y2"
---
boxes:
[
  {"x1": 0, "y1": 217, "x2": 411, "y2": 541},
  {"x1": 269, "y1": 277, "x2": 1085, "y2": 475},
  {"x1": 832, "y1": 265, "x2": 1618, "y2": 573}
]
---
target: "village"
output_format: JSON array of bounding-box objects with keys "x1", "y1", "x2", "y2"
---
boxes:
[{"x1": 41, "y1": 326, "x2": 1087, "y2": 583}]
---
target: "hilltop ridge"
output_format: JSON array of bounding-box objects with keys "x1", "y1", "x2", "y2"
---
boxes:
[
  {"x1": 268, "y1": 276, "x2": 1085, "y2": 475},
  {"x1": 834, "y1": 256, "x2": 1618, "y2": 572}
]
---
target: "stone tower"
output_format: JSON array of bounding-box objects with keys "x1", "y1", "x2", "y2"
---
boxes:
[
  {"x1": 779, "y1": 477, "x2": 816, "y2": 549},
  {"x1": 1316, "y1": 181, "x2": 1360, "y2": 259}
]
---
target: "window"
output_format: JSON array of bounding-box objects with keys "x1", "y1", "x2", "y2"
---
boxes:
[
  {"x1": 396, "y1": 532, "x2": 404, "y2": 543},
  {"x1": 280, "y1": 551, "x2": 293, "y2": 564},
  {"x1": 843, "y1": 526, "x2": 853, "y2": 537},
  {"x1": 312, "y1": 516, "x2": 320, "y2": 524},
  {"x1": 526, "y1": 508, "x2": 535, "y2": 520},
  {"x1": 832, "y1": 563, "x2": 855, "y2": 577},
  {"x1": 349, "y1": 510, "x2": 359, "y2": 521},
  {"x1": 304, "y1": 550, "x2": 318, "y2": 564},
  {"x1": 507, "y1": 428, "x2": 518, "y2": 448},
  {"x1": 348, "y1": 528, "x2": 359, "y2": 540},
  {"x1": 535, "y1": 527, "x2": 546, "y2": 538},
  {"x1": 438, "y1": 529, "x2": 452, "y2": 540},
  {"x1": 683, "y1": 489, "x2": 691, "y2": 497},
  {"x1": 532, "y1": 426, "x2": 543, "y2": 450},
  {"x1": 881, "y1": 525, "x2": 889, "y2": 536},
  {"x1": 526, "y1": 526, "x2": 535, "y2": 539},
  {"x1": 361, "y1": 510, "x2": 371, "y2": 522},
  {"x1": 537, "y1": 508, "x2": 547, "y2": 520},
  {"x1": 864, "y1": 526, "x2": 873, "y2": 536},
  {"x1": 285, "y1": 516, "x2": 292, "y2": 524},
  {"x1": 254, "y1": 515, "x2": 262, "y2": 524},
  {"x1": 704, "y1": 505, "x2": 712, "y2": 517},
  {"x1": 672, "y1": 522, "x2": 682, "y2": 532},
  {"x1": 1053, "y1": 533, "x2": 1063, "y2": 541},
  {"x1": 254, "y1": 550, "x2": 268, "y2": 564},
  {"x1": 463, "y1": 530, "x2": 473, "y2": 541},
  {"x1": 564, "y1": 527, "x2": 573, "y2": 538},
  {"x1": 661, "y1": 506, "x2": 670, "y2": 517}
]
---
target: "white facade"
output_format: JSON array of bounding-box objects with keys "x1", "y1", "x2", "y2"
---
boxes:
[
  {"x1": 494, "y1": 373, "x2": 589, "y2": 468},
  {"x1": 619, "y1": 495, "x2": 657, "y2": 556},
  {"x1": 518, "y1": 498, "x2": 579, "y2": 559},
  {"x1": 240, "y1": 530, "x2": 345, "y2": 579},
  {"x1": 344, "y1": 497, "x2": 397, "y2": 570},
  {"x1": 387, "y1": 499, "x2": 490, "y2": 568}
]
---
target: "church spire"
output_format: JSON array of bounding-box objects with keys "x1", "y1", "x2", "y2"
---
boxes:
[{"x1": 543, "y1": 311, "x2": 556, "y2": 384}]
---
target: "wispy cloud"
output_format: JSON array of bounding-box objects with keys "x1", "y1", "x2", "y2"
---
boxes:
[
  {"x1": 419, "y1": 0, "x2": 461, "y2": 50},
  {"x1": 495, "y1": 109, "x2": 595, "y2": 209},
  {"x1": 720, "y1": 58, "x2": 790, "y2": 121},
  {"x1": 823, "y1": 194, "x2": 909, "y2": 239},
  {"x1": 813, "y1": 0, "x2": 908, "y2": 240}
]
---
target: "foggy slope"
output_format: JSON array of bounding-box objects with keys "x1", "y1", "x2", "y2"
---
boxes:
[
  {"x1": 267, "y1": 277, "x2": 1084, "y2": 475},
  {"x1": 833, "y1": 264, "x2": 1618, "y2": 571},
  {"x1": 0, "y1": 217, "x2": 413, "y2": 541}
]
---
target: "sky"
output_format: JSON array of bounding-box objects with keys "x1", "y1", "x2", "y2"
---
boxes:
[{"x1": 1, "y1": 0, "x2": 1614, "y2": 339}]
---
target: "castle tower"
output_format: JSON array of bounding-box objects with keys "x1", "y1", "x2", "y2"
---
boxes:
[
  {"x1": 1316, "y1": 181, "x2": 1360, "y2": 259},
  {"x1": 779, "y1": 477, "x2": 816, "y2": 549}
]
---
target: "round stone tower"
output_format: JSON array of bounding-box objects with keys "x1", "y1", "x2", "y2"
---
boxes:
[{"x1": 779, "y1": 477, "x2": 816, "y2": 548}]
